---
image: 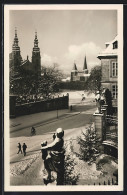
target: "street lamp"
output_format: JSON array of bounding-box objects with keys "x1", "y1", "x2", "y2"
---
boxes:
[
  {"x1": 57, "y1": 105, "x2": 58, "y2": 118},
  {"x1": 57, "y1": 95, "x2": 59, "y2": 119}
]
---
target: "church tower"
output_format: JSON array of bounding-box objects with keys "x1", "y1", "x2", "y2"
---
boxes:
[
  {"x1": 9, "y1": 28, "x2": 22, "y2": 70},
  {"x1": 71, "y1": 62, "x2": 78, "y2": 81},
  {"x1": 32, "y1": 31, "x2": 41, "y2": 75},
  {"x1": 83, "y1": 55, "x2": 88, "y2": 74}
]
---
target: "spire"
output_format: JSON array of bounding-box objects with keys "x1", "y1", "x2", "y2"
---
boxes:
[
  {"x1": 73, "y1": 61, "x2": 78, "y2": 71},
  {"x1": 12, "y1": 27, "x2": 20, "y2": 52},
  {"x1": 33, "y1": 31, "x2": 40, "y2": 52},
  {"x1": 35, "y1": 30, "x2": 37, "y2": 39},
  {"x1": 15, "y1": 27, "x2": 17, "y2": 38},
  {"x1": 83, "y1": 55, "x2": 87, "y2": 70},
  {"x1": 32, "y1": 31, "x2": 41, "y2": 75}
]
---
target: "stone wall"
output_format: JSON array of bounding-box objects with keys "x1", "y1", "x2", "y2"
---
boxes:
[
  {"x1": 10, "y1": 95, "x2": 69, "y2": 118},
  {"x1": 101, "y1": 59, "x2": 110, "y2": 82}
]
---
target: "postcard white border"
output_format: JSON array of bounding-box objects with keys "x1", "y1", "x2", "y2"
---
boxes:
[{"x1": 4, "y1": 4, "x2": 123, "y2": 191}]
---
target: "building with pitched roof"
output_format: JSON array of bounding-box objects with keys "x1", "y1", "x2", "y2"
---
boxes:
[
  {"x1": 71, "y1": 56, "x2": 90, "y2": 81},
  {"x1": 97, "y1": 35, "x2": 118, "y2": 108}
]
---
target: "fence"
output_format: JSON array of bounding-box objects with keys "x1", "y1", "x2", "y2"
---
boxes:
[
  {"x1": 92, "y1": 177, "x2": 118, "y2": 185},
  {"x1": 105, "y1": 115, "x2": 118, "y2": 126},
  {"x1": 102, "y1": 114, "x2": 118, "y2": 158},
  {"x1": 104, "y1": 115, "x2": 118, "y2": 143}
]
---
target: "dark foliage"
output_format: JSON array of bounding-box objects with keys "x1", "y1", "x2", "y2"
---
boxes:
[
  {"x1": 58, "y1": 81, "x2": 87, "y2": 90},
  {"x1": 10, "y1": 64, "x2": 62, "y2": 98},
  {"x1": 77, "y1": 125, "x2": 101, "y2": 164},
  {"x1": 85, "y1": 65, "x2": 102, "y2": 94},
  {"x1": 105, "y1": 88, "x2": 113, "y2": 115}
]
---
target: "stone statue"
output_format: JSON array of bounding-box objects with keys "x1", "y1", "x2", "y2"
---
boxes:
[
  {"x1": 100, "y1": 87, "x2": 106, "y2": 106},
  {"x1": 41, "y1": 128, "x2": 65, "y2": 185},
  {"x1": 95, "y1": 91, "x2": 101, "y2": 114}
]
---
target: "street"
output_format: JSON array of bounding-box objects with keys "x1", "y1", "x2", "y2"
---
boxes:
[{"x1": 9, "y1": 91, "x2": 96, "y2": 185}]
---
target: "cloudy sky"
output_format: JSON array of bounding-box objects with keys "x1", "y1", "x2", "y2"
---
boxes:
[{"x1": 9, "y1": 9, "x2": 117, "y2": 74}]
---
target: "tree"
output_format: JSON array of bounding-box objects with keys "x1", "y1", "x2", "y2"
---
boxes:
[
  {"x1": 38, "y1": 64, "x2": 63, "y2": 99},
  {"x1": 86, "y1": 65, "x2": 102, "y2": 94},
  {"x1": 77, "y1": 124, "x2": 101, "y2": 164},
  {"x1": 9, "y1": 65, "x2": 23, "y2": 95},
  {"x1": 10, "y1": 63, "x2": 63, "y2": 98},
  {"x1": 64, "y1": 141, "x2": 80, "y2": 185},
  {"x1": 64, "y1": 153, "x2": 79, "y2": 185}
]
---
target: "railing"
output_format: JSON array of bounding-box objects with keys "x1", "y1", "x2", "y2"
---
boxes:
[
  {"x1": 105, "y1": 115, "x2": 118, "y2": 126},
  {"x1": 105, "y1": 115, "x2": 118, "y2": 143},
  {"x1": 91, "y1": 177, "x2": 117, "y2": 185}
]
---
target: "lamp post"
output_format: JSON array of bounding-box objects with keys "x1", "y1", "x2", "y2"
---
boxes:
[
  {"x1": 57, "y1": 95, "x2": 59, "y2": 118},
  {"x1": 57, "y1": 105, "x2": 58, "y2": 118}
]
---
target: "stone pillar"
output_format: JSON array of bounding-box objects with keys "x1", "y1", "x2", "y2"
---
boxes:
[
  {"x1": 102, "y1": 105, "x2": 108, "y2": 115},
  {"x1": 93, "y1": 113, "x2": 104, "y2": 141},
  {"x1": 101, "y1": 108, "x2": 106, "y2": 118},
  {"x1": 101, "y1": 108, "x2": 106, "y2": 141}
]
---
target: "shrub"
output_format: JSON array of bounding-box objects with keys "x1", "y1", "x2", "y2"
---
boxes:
[
  {"x1": 63, "y1": 141, "x2": 79, "y2": 185},
  {"x1": 77, "y1": 125, "x2": 101, "y2": 164}
]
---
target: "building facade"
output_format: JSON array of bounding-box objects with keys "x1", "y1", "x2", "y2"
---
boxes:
[
  {"x1": 9, "y1": 29, "x2": 23, "y2": 71},
  {"x1": 9, "y1": 29, "x2": 41, "y2": 76},
  {"x1": 97, "y1": 35, "x2": 118, "y2": 108},
  {"x1": 71, "y1": 56, "x2": 90, "y2": 81}
]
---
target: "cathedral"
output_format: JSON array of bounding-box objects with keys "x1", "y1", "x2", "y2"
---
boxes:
[
  {"x1": 9, "y1": 29, "x2": 41, "y2": 76},
  {"x1": 71, "y1": 56, "x2": 90, "y2": 81}
]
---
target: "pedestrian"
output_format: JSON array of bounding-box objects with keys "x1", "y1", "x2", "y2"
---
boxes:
[
  {"x1": 17, "y1": 143, "x2": 22, "y2": 154},
  {"x1": 22, "y1": 143, "x2": 27, "y2": 156},
  {"x1": 31, "y1": 126, "x2": 36, "y2": 136},
  {"x1": 53, "y1": 133, "x2": 56, "y2": 140},
  {"x1": 82, "y1": 94, "x2": 85, "y2": 101}
]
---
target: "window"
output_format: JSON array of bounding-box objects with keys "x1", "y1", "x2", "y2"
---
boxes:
[
  {"x1": 112, "y1": 62, "x2": 118, "y2": 77},
  {"x1": 113, "y1": 41, "x2": 118, "y2": 49},
  {"x1": 112, "y1": 85, "x2": 118, "y2": 99}
]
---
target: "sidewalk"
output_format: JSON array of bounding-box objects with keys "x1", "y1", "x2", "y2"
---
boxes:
[{"x1": 10, "y1": 109, "x2": 71, "y2": 132}]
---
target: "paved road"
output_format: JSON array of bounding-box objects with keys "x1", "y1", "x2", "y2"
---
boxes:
[
  {"x1": 9, "y1": 96, "x2": 96, "y2": 186},
  {"x1": 10, "y1": 105, "x2": 96, "y2": 138}
]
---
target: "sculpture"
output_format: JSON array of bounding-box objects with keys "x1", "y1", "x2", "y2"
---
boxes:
[
  {"x1": 41, "y1": 128, "x2": 65, "y2": 185},
  {"x1": 95, "y1": 91, "x2": 101, "y2": 114}
]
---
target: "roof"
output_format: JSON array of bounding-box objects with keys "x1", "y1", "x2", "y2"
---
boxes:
[
  {"x1": 20, "y1": 59, "x2": 31, "y2": 67},
  {"x1": 97, "y1": 35, "x2": 118, "y2": 59},
  {"x1": 83, "y1": 56, "x2": 87, "y2": 70},
  {"x1": 72, "y1": 63, "x2": 78, "y2": 71}
]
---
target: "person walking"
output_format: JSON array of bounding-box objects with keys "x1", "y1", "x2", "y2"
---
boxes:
[
  {"x1": 17, "y1": 143, "x2": 22, "y2": 154},
  {"x1": 22, "y1": 143, "x2": 27, "y2": 156},
  {"x1": 31, "y1": 126, "x2": 36, "y2": 136}
]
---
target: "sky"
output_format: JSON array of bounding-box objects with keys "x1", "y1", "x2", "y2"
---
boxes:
[{"x1": 9, "y1": 9, "x2": 117, "y2": 74}]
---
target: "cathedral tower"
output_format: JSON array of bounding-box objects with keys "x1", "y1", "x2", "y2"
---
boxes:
[
  {"x1": 32, "y1": 31, "x2": 41, "y2": 75},
  {"x1": 71, "y1": 62, "x2": 78, "y2": 81},
  {"x1": 9, "y1": 28, "x2": 22, "y2": 70},
  {"x1": 83, "y1": 55, "x2": 88, "y2": 74}
]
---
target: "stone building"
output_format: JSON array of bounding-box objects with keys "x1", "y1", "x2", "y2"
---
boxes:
[
  {"x1": 97, "y1": 35, "x2": 118, "y2": 108},
  {"x1": 9, "y1": 29, "x2": 41, "y2": 76},
  {"x1": 9, "y1": 29, "x2": 23, "y2": 71},
  {"x1": 71, "y1": 56, "x2": 90, "y2": 81}
]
